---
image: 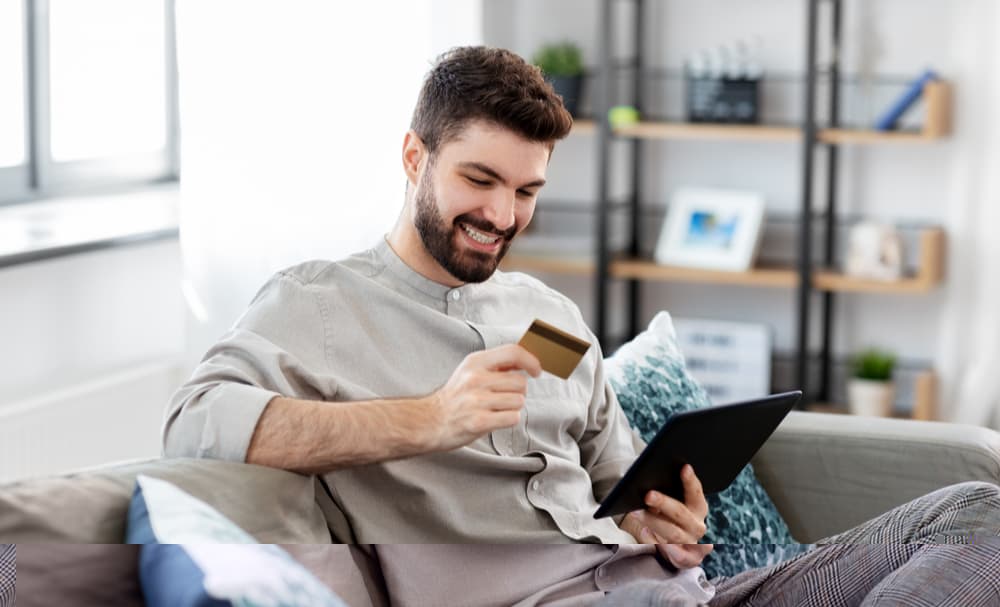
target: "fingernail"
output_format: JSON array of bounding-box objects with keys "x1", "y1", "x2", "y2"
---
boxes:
[{"x1": 641, "y1": 526, "x2": 652, "y2": 539}]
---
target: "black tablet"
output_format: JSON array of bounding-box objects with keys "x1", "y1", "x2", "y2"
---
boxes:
[{"x1": 594, "y1": 390, "x2": 802, "y2": 519}]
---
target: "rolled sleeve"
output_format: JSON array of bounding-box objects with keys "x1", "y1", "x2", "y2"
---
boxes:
[
  {"x1": 163, "y1": 271, "x2": 336, "y2": 462},
  {"x1": 165, "y1": 381, "x2": 279, "y2": 461}
]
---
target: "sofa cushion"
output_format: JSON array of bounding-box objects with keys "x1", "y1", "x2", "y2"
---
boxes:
[
  {"x1": 0, "y1": 457, "x2": 331, "y2": 543},
  {"x1": 605, "y1": 311, "x2": 811, "y2": 578},
  {"x1": 282, "y1": 545, "x2": 390, "y2": 607},
  {"x1": 15, "y1": 544, "x2": 143, "y2": 607}
]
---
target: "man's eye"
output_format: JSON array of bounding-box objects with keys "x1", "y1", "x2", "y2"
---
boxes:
[
  {"x1": 517, "y1": 190, "x2": 535, "y2": 198},
  {"x1": 467, "y1": 177, "x2": 490, "y2": 186}
]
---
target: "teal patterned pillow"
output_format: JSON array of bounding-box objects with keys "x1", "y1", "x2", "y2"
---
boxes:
[{"x1": 605, "y1": 312, "x2": 813, "y2": 579}]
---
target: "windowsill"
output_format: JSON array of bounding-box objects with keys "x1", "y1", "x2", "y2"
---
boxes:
[{"x1": 0, "y1": 183, "x2": 180, "y2": 269}]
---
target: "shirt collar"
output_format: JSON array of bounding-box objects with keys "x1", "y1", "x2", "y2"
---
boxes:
[{"x1": 374, "y1": 236, "x2": 456, "y2": 301}]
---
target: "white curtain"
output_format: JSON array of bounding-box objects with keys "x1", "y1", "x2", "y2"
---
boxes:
[
  {"x1": 175, "y1": 1, "x2": 482, "y2": 369},
  {"x1": 937, "y1": 0, "x2": 1000, "y2": 428}
]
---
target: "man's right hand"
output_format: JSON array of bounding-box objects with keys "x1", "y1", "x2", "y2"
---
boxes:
[{"x1": 423, "y1": 344, "x2": 542, "y2": 452}]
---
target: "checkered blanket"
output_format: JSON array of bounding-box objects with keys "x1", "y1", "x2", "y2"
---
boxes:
[{"x1": 0, "y1": 544, "x2": 13, "y2": 607}]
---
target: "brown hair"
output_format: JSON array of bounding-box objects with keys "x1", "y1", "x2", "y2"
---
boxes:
[{"x1": 410, "y1": 46, "x2": 574, "y2": 155}]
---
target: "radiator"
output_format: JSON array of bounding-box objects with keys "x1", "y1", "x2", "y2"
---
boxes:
[{"x1": 0, "y1": 361, "x2": 183, "y2": 484}]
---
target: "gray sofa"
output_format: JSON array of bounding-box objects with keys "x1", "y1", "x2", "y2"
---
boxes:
[{"x1": 3, "y1": 411, "x2": 1000, "y2": 606}]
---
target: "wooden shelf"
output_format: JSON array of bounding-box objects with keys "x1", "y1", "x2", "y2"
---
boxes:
[
  {"x1": 571, "y1": 119, "x2": 597, "y2": 135},
  {"x1": 500, "y1": 253, "x2": 594, "y2": 276},
  {"x1": 820, "y1": 80, "x2": 952, "y2": 144},
  {"x1": 503, "y1": 227, "x2": 945, "y2": 293},
  {"x1": 611, "y1": 81, "x2": 952, "y2": 145},
  {"x1": 814, "y1": 227, "x2": 945, "y2": 293},
  {"x1": 611, "y1": 260, "x2": 797, "y2": 287},
  {"x1": 613, "y1": 122, "x2": 800, "y2": 142},
  {"x1": 807, "y1": 369, "x2": 938, "y2": 420}
]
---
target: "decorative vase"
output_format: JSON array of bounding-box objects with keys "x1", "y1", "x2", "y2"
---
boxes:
[
  {"x1": 846, "y1": 378, "x2": 895, "y2": 417},
  {"x1": 547, "y1": 75, "x2": 583, "y2": 117}
]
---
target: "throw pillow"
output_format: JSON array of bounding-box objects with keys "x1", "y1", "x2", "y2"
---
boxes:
[
  {"x1": 604, "y1": 311, "x2": 813, "y2": 579},
  {"x1": 126, "y1": 475, "x2": 347, "y2": 607}
]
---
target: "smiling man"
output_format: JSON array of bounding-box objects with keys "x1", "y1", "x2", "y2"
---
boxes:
[{"x1": 165, "y1": 47, "x2": 1000, "y2": 607}]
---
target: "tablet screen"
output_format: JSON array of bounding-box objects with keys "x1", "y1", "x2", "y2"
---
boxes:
[{"x1": 594, "y1": 390, "x2": 801, "y2": 518}]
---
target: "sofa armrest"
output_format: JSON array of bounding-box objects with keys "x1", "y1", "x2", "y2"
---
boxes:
[{"x1": 751, "y1": 411, "x2": 1000, "y2": 542}]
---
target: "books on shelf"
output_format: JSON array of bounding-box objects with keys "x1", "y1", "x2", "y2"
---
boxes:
[{"x1": 873, "y1": 69, "x2": 938, "y2": 131}]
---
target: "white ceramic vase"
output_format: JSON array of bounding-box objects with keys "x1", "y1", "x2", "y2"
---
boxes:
[{"x1": 847, "y1": 378, "x2": 896, "y2": 417}]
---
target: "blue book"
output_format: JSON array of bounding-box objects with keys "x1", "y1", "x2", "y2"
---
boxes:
[{"x1": 874, "y1": 69, "x2": 938, "y2": 131}]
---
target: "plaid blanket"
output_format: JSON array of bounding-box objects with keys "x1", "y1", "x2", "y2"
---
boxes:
[{"x1": 0, "y1": 544, "x2": 13, "y2": 607}]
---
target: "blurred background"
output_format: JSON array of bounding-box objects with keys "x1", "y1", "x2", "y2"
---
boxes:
[{"x1": 0, "y1": 0, "x2": 998, "y2": 482}]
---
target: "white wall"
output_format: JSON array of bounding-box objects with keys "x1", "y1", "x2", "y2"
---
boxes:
[
  {"x1": 0, "y1": 239, "x2": 186, "y2": 480},
  {"x1": 176, "y1": 0, "x2": 484, "y2": 368}
]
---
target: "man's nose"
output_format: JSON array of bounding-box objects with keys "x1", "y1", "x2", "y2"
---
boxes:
[{"x1": 481, "y1": 191, "x2": 517, "y2": 232}]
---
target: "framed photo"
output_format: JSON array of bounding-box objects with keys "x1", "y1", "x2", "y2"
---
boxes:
[
  {"x1": 654, "y1": 187, "x2": 765, "y2": 271},
  {"x1": 672, "y1": 317, "x2": 772, "y2": 404}
]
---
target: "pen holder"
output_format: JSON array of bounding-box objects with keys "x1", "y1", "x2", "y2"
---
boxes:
[{"x1": 686, "y1": 75, "x2": 760, "y2": 124}]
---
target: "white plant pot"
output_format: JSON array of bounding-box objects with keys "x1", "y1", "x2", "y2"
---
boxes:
[{"x1": 847, "y1": 379, "x2": 896, "y2": 417}]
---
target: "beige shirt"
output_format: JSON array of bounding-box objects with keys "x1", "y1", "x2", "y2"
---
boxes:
[{"x1": 164, "y1": 239, "x2": 645, "y2": 544}]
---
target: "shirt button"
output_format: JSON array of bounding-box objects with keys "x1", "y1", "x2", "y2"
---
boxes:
[
  {"x1": 451, "y1": 290, "x2": 461, "y2": 301},
  {"x1": 531, "y1": 480, "x2": 540, "y2": 491}
]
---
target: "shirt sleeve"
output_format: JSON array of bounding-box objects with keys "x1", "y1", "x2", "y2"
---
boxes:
[
  {"x1": 576, "y1": 332, "x2": 645, "y2": 503},
  {"x1": 162, "y1": 272, "x2": 336, "y2": 462}
]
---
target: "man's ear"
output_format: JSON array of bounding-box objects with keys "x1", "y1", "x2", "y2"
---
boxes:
[{"x1": 402, "y1": 130, "x2": 426, "y2": 187}]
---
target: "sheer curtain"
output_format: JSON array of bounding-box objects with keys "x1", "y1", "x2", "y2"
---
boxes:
[
  {"x1": 937, "y1": 0, "x2": 1000, "y2": 428},
  {"x1": 175, "y1": 1, "x2": 481, "y2": 368}
]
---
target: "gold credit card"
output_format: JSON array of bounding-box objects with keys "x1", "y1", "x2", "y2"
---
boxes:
[{"x1": 517, "y1": 319, "x2": 592, "y2": 379}]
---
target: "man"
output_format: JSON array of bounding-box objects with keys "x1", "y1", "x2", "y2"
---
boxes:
[
  {"x1": 0, "y1": 544, "x2": 13, "y2": 607},
  {"x1": 166, "y1": 47, "x2": 1000, "y2": 606}
]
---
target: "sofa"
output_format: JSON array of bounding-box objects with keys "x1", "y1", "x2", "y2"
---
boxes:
[{"x1": 3, "y1": 411, "x2": 1000, "y2": 606}]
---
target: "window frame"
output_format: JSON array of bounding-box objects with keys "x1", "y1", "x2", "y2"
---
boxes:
[{"x1": 0, "y1": 0, "x2": 180, "y2": 207}]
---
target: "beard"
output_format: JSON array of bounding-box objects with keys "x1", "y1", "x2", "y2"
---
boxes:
[{"x1": 413, "y1": 172, "x2": 517, "y2": 284}]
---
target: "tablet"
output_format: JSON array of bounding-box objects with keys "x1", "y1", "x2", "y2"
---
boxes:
[{"x1": 594, "y1": 390, "x2": 802, "y2": 519}]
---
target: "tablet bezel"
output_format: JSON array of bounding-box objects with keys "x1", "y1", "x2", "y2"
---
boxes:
[{"x1": 594, "y1": 390, "x2": 802, "y2": 519}]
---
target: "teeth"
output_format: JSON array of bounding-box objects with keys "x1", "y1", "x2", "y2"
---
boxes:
[{"x1": 462, "y1": 224, "x2": 499, "y2": 245}]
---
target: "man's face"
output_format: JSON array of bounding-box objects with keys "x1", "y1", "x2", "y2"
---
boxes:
[{"x1": 412, "y1": 121, "x2": 550, "y2": 283}]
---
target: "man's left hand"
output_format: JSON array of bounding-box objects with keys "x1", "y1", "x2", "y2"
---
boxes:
[{"x1": 619, "y1": 464, "x2": 714, "y2": 568}]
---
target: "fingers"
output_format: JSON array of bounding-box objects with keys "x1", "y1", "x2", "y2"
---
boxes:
[
  {"x1": 680, "y1": 464, "x2": 708, "y2": 519},
  {"x1": 477, "y1": 344, "x2": 542, "y2": 377},
  {"x1": 627, "y1": 509, "x2": 700, "y2": 544},
  {"x1": 657, "y1": 544, "x2": 714, "y2": 569},
  {"x1": 644, "y1": 489, "x2": 707, "y2": 540},
  {"x1": 481, "y1": 371, "x2": 529, "y2": 394}
]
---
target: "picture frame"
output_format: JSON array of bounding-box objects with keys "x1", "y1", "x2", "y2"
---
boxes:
[{"x1": 654, "y1": 187, "x2": 766, "y2": 271}]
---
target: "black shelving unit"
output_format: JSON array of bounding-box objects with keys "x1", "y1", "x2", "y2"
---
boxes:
[{"x1": 593, "y1": 0, "x2": 859, "y2": 405}]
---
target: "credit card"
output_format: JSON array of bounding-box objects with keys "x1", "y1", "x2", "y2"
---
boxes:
[{"x1": 517, "y1": 319, "x2": 591, "y2": 379}]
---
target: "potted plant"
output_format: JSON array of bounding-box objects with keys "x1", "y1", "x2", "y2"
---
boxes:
[
  {"x1": 847, "y1": 348, "x2": 896, "y2": 416},
  {"x1": 532, "y1": 42, "x2": 585, "y2": 117}
]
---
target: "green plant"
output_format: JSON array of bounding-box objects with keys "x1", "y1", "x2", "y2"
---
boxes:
[
  {"x1": 532, "y1": 42, "x2": 584, "y2": 77},
  {"x1": 851, "y1": 348, "x2": 896, "y2": 381}
]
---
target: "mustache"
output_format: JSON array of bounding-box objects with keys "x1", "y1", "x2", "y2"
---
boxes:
[{"x1": 454, "y1": 214, "x2": 517, "y2": 241}]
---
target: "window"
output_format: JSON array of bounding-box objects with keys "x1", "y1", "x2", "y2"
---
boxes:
[
  {"x1": 0, "y1": 1, "x2": 27, "y2": 197},
  {"x1": 0, "y1": 0, "x2": 179, "y2": 205}
]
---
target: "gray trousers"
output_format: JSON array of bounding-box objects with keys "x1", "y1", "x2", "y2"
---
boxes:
[
  {"x1": 599, "y1": 481, "x2": 1000, "y2": 607},
  {"x1": 0, "y1": 544, "x2": 14, "y2": 607}
]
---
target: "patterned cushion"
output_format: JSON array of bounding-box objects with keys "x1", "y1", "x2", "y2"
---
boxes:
[{"x1": 605, "y1": 311, "x2": 813, "y2": 579}]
